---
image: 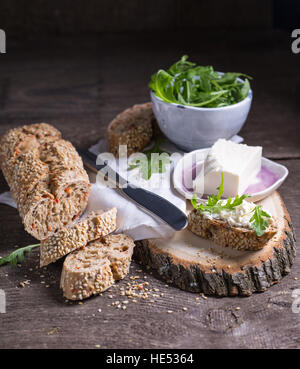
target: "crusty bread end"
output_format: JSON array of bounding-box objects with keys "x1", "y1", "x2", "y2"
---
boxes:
[{"x1": 107, "y1": 102, "x2": 155, "y2": 157}]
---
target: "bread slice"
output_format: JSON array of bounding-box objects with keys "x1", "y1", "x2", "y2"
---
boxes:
[
  {"x1": 97, "y1": 234, "x2": 135, "y2": 280},
  {"x1": 60, "y1": 234, "x2": 135, "y2": 300},
  {"x1": 40, "y1": 208, "x2": 117, "y2": 267},
  {"x1": 188, "y1": 209, "x2": 277, "y2": 251},
  {"x1": 107, "y1": 102, "x2": 156, "y2": 157}
]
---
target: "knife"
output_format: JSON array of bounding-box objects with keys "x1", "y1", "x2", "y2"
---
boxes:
[{"x1": 77, "y1": 148, "x2": 188, "y2": 231}]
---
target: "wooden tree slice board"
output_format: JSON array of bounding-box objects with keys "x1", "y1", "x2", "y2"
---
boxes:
[{"x1": 134, "y1": 191, "x2": 296, "y2": 296}]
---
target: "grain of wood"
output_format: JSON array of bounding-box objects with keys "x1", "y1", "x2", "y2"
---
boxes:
[{"x1": 0, "y1": 1, "x2": 272, "y2": 35}]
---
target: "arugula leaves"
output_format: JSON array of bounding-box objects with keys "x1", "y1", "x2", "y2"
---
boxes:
[
  {"x1": 128, "y1": 136, "x2": 171, "y2": 180},
  {"x1": 191, "y1": 173, "x2": 271, "y2": 236},
  {"x1": 0, "y1": 243, "x2": 40, "y2": 266},
  {"x1": 191, "y1": 173, "x2": 250, "y2": 214},
  {"x1": 149, "y1": 55, "x2": 252, "y2": 108},
  {"x1": 250, "y1": 206, "x2": 271, "y2": 237}
]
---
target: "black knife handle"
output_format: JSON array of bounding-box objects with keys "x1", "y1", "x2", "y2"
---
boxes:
[{"x1": 123, "y1": 185, "x2": 188, "y2": 231}]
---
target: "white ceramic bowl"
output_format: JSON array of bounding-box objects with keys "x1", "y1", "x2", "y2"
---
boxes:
[{"x1": 150, "y1": 82, "x2": 252, "y2": 152}]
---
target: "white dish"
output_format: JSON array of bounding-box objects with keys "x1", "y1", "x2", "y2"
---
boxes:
[
  {"x1": 150, "y1": 76, "x2": 252, "y2": 151},
  {"x1": 173, "y1": 148, "x2": 288, "y2": 202}
]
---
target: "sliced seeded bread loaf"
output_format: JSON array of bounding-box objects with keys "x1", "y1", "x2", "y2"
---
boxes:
[
  {"x1": 188, "y1": 210, "x2": 277, "y2": 251},
  {"x1": 40, "y1": 208, "x2": 117, "y2": 267},
  {"x1": 0, "y1": 123, "x2": 91, "y2": 240},
  {"x1": 60, "y1": 234, "x2": 135, "y2": 300},
  {"x1": 107, "y1": 102, "x2": 157, "y2": 157},
  {"x1": 98, "y1": 234, "x2": 135, "y2": 280}
]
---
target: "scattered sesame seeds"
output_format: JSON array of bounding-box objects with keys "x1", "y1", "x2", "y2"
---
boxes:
[{"x1": 48, "y1": 327, "x2": 59, "y2": 335}]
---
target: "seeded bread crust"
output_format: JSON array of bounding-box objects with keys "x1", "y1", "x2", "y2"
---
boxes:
[
  {"x1": 0, "y1": 123, "x2": 91, "y2": 240},
  {"x1": 40, "y1": 208, "x2": 117, "y2": 267},
  {"x1": 188, "y1": 209, "x2": 277, "y2": 251},
  {"x1": 60, "y1": 234, "x2": 135, "y2": 300},
  {"x1": 107, "y1": 102, "x2": 156, "y2": 157}
]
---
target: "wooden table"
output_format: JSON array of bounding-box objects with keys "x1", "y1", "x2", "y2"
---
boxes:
[{"x1": 0, "y1": 30, "x2": 299, "y2": 349}]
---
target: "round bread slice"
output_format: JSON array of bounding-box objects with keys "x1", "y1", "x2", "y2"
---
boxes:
[
  {"x1": 107, "y1": 102, "x2": 156, "y2": 157},
  {"x1": 60, "y1": 234, "x2": 135, "y2": 300},
  {"x1": 40, "y1": 208, "x2": 117, "y2": 267},
  {"x1": 60, "y1": 249, "x2": 114, "y2": 301},
  {"x1": 188, "y1": 209, "x2": 277, "y2": 251},
  {"x1": 90, "y1": 234, "x2": 135, "y2": 280}
]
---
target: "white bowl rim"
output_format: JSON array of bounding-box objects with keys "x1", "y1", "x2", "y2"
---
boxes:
[
  {"x1": 173, "y1": 148, "x2": 289, "y2": 202},
  {"x1": 150, "y1": 76, "x2": 253, "y2": 112}
]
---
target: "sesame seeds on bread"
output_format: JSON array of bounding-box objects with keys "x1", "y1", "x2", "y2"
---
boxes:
[
  {"x1": 107, "y1": 102, "x2": 156, "y2": 157},
  {"x1": 188, "y1": 209, "x2": 277, "y2": 251},
  {"x1": 60, "y1": 234, "x2": 135, "y2": 300},
  {"x1": 0, "y1": 123, "x2": 91, "y2": 240},
  {"x1": 40, "y1": 208, "x2": 117, "y2": 267}
]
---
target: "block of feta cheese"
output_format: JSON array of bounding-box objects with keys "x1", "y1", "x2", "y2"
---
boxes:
[{"x1": 193, "y1": 139, "x2": 262, "y2": 198}]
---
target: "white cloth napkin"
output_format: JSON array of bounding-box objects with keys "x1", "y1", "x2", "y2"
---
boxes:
[
  {"x1": 0, "y1": 191, "x2": 17, "y2": 209},
  {"x1": 0, "y1": 135, "x2": 243, "y2": 241},
  {"x1": 87, "y1": 137, "x2": 186, "y2": 240}
]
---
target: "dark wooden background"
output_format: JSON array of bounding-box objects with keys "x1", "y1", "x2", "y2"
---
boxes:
[
  {"x1": 0, "y1": 2, "x2": 300, "y2": 350},
  {"x1": 1, "y1": 0, "x2": 274, "y2": 35}
]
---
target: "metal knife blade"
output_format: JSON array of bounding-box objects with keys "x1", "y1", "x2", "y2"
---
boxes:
[{"x1": 77, "y1": 148, "x2": 188, "y2": 231}]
